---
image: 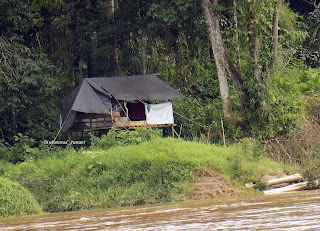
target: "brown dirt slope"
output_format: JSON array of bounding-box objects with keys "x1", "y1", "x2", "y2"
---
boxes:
[{"x1": 189, "y1": 169, "x2": 240, "y2": 199}]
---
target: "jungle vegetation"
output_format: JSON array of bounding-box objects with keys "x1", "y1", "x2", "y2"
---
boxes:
[
  {"x1": 1, "y1": 0, "x2": 320, "y2": 217},
  {"x1": 1, "y1": 0, "x2": 320, "y2": 143}
]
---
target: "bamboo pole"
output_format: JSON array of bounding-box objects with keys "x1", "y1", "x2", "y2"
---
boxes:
[
  {"x1": 173, "y1": 127, "x2": 181, "y2": 139},
  {"x1": 50, "y1": 110, "x2": 72, "y2": 149}
]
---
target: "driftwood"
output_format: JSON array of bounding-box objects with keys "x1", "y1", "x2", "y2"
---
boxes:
[
  {"x1": 266, "y1": 173, "x2": 302, "y2": 186},
  {"x1": 263, "y1": 182, "x2": 308, "y2": 195},
  {"x1": 245, "y1": 173, "x2": 302, "y2": 189},
  {"x1": 245, "y1": 173, "x2": 317, "y2": 195}
]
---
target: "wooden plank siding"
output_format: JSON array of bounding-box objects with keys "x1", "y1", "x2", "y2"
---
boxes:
[{"x1": 70, "y1": 112, "x2": 172, "y2": 132}]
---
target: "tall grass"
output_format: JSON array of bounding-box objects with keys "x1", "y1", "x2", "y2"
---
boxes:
[{"x1": 0, "y1": 137, "x2": 297, "y2": 214}]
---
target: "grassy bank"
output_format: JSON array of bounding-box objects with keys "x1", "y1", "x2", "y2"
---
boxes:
[{"x1": 0, "y1": 137, "x2": 299, "y2": 216}]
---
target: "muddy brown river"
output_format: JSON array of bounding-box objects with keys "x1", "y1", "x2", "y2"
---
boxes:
[{"x1": 1, "y1": 190, "x2": 319, "y2": 230}]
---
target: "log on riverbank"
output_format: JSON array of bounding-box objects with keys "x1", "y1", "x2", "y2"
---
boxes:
[
  {"x1": 245, "y1": 173, "x2": 302, "y2": 189},
  {"x1": 263, "y1": 182, "x2": 308, "y2": 195}
]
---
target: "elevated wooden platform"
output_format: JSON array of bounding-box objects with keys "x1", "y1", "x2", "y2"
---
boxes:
[{"x1": 70, "y1": 112, "x2": 173, "y2": 132}]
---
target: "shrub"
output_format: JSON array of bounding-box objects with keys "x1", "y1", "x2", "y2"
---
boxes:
[
  {"x1": 90, "y1": 126, "x2": 162, "y2": 150},
  {"x1": 0, "y1": 140, "x2": 10, "y2": 161},
  {"x1": 0, "y1": 134, "x2": 42, "y2": 163},
  {"x1": 0, "y1": 177, "x2": 42, "y2": 217}
]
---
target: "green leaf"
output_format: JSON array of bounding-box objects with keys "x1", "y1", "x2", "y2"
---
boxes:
[{"x1": 269, "y1": 95, "x2": 277, "y2": 105}]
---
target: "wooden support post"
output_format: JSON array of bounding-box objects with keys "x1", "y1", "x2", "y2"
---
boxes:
[
  {"x1": 221, "y1": 119, "x2": 226, "y2": 150},
  {"x1": 207, "y1": 125, "x2": 211, "y2": 144},
  {"x1": 68, "y1": 132, "x2": 73, "y2": 148},
  {"x1": 172, "y1": 124, "x2": 174, "y2": 138}
]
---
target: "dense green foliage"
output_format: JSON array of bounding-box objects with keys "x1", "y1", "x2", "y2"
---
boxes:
[
  {"x1": 0, "y1": 0, "x2": 66, "y2": 144},
  {"x1": 1, "y1": 0, "x2": 320, "y2": 222},
  {"x1": 0, "y1": 133, "x2": 45, "y2": 163},
  {"x1": 1, "y1": 0, "x2": 320, "y2": 218},
  {"x1": 0, "y1": 0, "x2": 319, "y2": 145},
  {"x1": 249, "y1": 61, "x2": 320, "y2": 137},
  {"x1": 90, "y1": 126, "x2": 163, "y2": 149},
  {"x1": 0, "y1": 177, "x2": 42, "y2": 217},
  {"x1": 0, "y1": 137, "x2": 297, "y2": 215}
]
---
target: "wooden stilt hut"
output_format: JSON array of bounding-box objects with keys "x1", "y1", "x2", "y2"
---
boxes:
[{"x1": 59, "y1": 75, "x2": 183, "y2": 132}]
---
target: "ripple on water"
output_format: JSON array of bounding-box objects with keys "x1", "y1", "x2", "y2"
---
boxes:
[{"x1": 0, "y1": 190, "x2": 320, "y2": 230}]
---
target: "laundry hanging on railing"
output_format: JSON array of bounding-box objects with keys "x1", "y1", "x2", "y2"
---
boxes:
[{"x1": 145, "y1": 102, "x2": 174, "y2": 125}]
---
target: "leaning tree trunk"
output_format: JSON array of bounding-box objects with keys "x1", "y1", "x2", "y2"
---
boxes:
[{"x1": 201, "y1": 0, "x2": 237, "y2": 125}]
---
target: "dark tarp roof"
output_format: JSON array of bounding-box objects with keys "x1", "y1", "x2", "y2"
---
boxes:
[
  {"x1": 60, "y1": 74, "x2": 183, "y2": 131},
  {"x1": 87, "y1": 74, "x2": 183, "y2": 101}
]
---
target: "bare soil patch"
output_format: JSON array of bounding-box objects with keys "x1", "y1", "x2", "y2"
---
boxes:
[{"x1": 189, "y1": 169, "x2": 240, "y2": 200}]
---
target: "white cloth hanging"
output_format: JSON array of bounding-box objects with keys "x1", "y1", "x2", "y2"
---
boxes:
[{"x1": 145, "y1": 102, "x2": 174, "y2": 125}]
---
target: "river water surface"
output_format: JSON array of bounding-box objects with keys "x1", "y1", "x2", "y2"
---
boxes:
[{"x1": 1, "y1": 190, "x2": 319, "y2": 230}]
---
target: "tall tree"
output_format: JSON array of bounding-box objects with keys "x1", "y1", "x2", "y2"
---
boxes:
[{"x1": 201, "y1": 0, "x2": 237, "y2": 125}]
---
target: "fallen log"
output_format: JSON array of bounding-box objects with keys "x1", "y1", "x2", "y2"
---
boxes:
[
  {"x1": 266, "y1": 173, "x2": 302, "y2": 186},
  {"x1": 263, "y1": 182, "x2": 308, "y2": 195},
  {"x1": 245, "y1": 173, "x2": 302, "y2": 189}
]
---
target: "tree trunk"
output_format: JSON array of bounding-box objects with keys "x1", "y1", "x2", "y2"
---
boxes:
[
  {"x1": 201, "y1": 0, "x2": 236, "y2": 125},
  {"x1": 138, "y1": 32, "x2": 147, "y2": 75},
  {"x1": 253, "y1": 37, "x2": 261, "y2": 82},
  {"x1": 106, "y1": 0, "x2": 120, "y2": 74},
  {"x1": 248, "y1": 7, "x2": 262, "y2": 83},
  {"x1": 137, "y1": 0, "x2": 147, "y2": 75},
  {"x1": 232, "y1": 0, "x2": 241, "y2": 71},
  {"x1": 106, "y1": 0, "x2": 114, "y2": 19},
  {"x1": 221, "y1": 0, "x2": 248, "y2": 121},
  {"x1": 224, "y1": 51, "x2": 247, "y2": 110},
  {"x1": 67, "y1": 0, "x2": 85, "y2": 86},
  {"x1": 269, "y1": 0, "x2": 282, "y2": 72},
  {"x1": 74, "y1": 57, "x2": 84, "y2": 86}
]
